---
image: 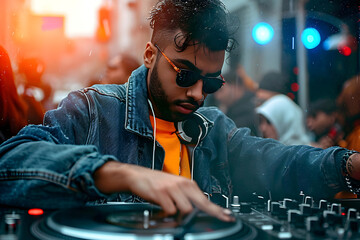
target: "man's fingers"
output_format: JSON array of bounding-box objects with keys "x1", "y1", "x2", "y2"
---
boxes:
[
  {"x1": 181, "y1": 181, "x2": 235, "y2": 222},
  {"x1": 127, "y1": 168, "x2": 234, "y2": 222},
  {"x1": 155, "y1": 192, "x2": 177, "y2": 215},
  {"x1": 168, "y1": 185, "x2": 193, "y2": 214}
]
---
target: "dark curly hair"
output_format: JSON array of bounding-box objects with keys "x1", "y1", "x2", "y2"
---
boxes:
[{"x1": 149, "y1": 0, "x2": 233, "y2": 52}]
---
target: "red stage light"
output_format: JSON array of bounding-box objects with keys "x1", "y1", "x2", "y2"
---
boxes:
[
  {"x1": 338, "y1": 46, "x2": 352, "y2": 56},
  {"x1": 291, "y1": 83, "x2": 299, "y2": 92}
]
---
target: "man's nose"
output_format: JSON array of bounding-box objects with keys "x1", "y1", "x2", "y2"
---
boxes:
[{"x1": 186, "y1": 79, "x2": 204, "y2": 102}]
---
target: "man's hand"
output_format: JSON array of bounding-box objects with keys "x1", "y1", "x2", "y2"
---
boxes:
[{"x1": 94, "y1": 161, "x2": 234, "y2": 222}]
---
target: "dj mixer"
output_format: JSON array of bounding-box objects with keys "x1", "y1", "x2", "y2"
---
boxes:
[{"x1": 1, "y1": 192, "x2": 360, "y2": 239}]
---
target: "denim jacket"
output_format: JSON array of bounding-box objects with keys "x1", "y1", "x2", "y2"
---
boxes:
[{"x1": 0, "y1": 65, "x2": 349, "y2": 209}]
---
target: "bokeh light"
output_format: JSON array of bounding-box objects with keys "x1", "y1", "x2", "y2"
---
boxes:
[
  {"x1": 252, "y1": 22, "x2": 274, "y2": 45},
  {"x1": 301, "y1": 28, "x2": 321, "y2": 49}
]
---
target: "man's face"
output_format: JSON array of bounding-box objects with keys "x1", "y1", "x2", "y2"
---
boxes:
[{"x1": 145, "y1": 38, "x2": 225, "y2": 122}]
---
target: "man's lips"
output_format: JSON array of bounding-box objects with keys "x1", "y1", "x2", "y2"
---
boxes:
[
  {"x1": 179, "y1": 102, "x2": 198, "y2": 111},
  {"x1": 176, "y1": 102, "x2": 198, "y2": 114}
]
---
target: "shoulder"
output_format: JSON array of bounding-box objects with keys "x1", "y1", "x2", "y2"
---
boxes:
[{"x1": 80, "y1": 84, "x2": 127, "y2": 102}]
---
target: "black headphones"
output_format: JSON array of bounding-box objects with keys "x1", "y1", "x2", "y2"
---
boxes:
[{"x1": 175, "y1": 112, "x2": 209, "y2": 144}]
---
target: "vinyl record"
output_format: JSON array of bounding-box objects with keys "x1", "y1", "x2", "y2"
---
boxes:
[{"x1": 30, "y1": 203, "x2": 254, "y2": 240}]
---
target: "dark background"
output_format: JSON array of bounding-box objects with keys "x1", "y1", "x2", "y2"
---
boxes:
[{"x1": 282, "y1": 0, "x2": 359, "y2": 103}]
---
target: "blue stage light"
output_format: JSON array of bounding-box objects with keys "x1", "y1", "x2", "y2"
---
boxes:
[
  {"x1": 301, "y1": 28, "x2": 321, "y2": 49},
  {"x1": 252, "y1": 22, "x2": 274, "y2": 45}
]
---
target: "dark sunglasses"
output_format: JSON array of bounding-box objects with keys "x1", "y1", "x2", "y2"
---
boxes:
[{"x1": 155, "y1": 44, "x2": 225, "y2": 94}]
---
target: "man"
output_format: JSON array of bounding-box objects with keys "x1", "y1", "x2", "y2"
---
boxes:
[
  {"x1": 306, "y1": 99, "x2": 343, "y2": 149},
  {"x1": 0, "y1": 0, "x2": 360, "y2": 223}
]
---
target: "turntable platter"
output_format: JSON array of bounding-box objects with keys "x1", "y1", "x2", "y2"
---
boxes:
[{"x1": 30, "y1": 203, "x2": 254, "y2": 240}]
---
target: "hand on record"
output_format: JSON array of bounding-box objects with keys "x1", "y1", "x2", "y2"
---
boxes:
[{"x1": 94, "y1": 161, "x2": 234, "y2": 222}]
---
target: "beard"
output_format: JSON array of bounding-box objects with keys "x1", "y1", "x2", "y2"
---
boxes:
[
  {"x1": 148, "y1": 63, "x2": 173, "y2": 121},
  {"x1": 148, "y1": 62, "x2": 200, "y2": 122}
]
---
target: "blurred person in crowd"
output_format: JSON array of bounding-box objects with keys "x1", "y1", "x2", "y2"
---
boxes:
[
  {"x1": 256, "y1": 94, "x2": 311, "y2": 145},
  {"x1": 307, "y1": 99, "x2": 344, "y2": 149},
  {"x1": 18, "y1": 57, "x2": 54, "y2": 109},
  {"x1": 255, "y1": 71, "x2": 310, "y2": 145},
  {"x1": 209, "y1": 65, "x2": 259, "y2": 135},
  {"x1": 337, "y1": 74, "x2": 360, "y2": 152},
  {"x1": 101, "y1": 53, "x2": 141, "y2": 85},
  {"x1": 255, "y1": 71, "x2": 289, "y2": 106},
  {"x1": 17, "y1": 57, "x2": 51, "y2": 117},
  {"x1": 0, "y1": 46, "x2": 29, "y2": 143}
]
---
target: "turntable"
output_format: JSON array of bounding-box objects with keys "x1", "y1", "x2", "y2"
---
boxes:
[
  {"x1": 4, "y1": 193, "x2": 360, "y2": 239},
  {"x1": 29, "y1": 203, "x2": 257, "y2": 240}
]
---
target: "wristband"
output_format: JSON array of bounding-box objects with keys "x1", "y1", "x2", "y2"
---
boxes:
[{"x1": 341, "y1": 150, "x2": 360, "y2": 194}]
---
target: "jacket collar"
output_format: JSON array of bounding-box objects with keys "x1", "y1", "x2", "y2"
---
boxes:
[{"x1": 124, "y1": 65, "x2": 154, "y2": 138}]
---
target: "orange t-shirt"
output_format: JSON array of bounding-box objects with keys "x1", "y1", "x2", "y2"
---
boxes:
[{"x1": 150, "y1": 116, "x2": 191, "y2": 179}]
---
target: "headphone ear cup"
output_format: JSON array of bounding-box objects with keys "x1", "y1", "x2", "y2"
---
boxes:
[{"x1": 175, "y1": 113, "x2": 208, "y2": 144}]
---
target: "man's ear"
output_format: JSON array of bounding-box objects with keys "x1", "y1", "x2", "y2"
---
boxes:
[{"x1": 143, "y1": 42, "x2": 157, "y2": 68}]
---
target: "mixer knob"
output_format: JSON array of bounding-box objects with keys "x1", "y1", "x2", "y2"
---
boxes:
[
  {"x1": 306, "y1": 216, "x2": 318, "y2": 231},
  {"x1": 4, "y1": 212, "x2": 20, "y2": 234},
  {"x1": 306, "y1": 216, "x2": 326, "y2": 236},
  {"x1": 288, "y1": 210, "x2": 305, "y2": 227},
  {"x1": 347, "y1": 208, "x2": 357, "y2": 220},
  {"x1": 239, "y1": 202, "x2": 252, "y2": 213},
  {"x1": 271, "y1": 202, "x2": 287, "y2": 219},
  {"x1": 304, "y1": 196, "x2": 313, "y2": 207},
  {"x1": 254, "y1": 195, "x2": 266, "y2": 208},
  {"x1": 299, "y1": 203, "x2": 311, "y2": 216},
  {"x1": 231, "y1": 196, "x2": 240, "y2": 212},
  {"x1": 323, "y1": 210, "x2": 343, "y2": 226},
  {"x1": 330, "y1": 203, "x2": 342, "y2": 215},
  {"x1": 298, "y1": 191, "x2": 305, "y2": 203},
  {"x1": 143, "y1": 210, "x2": 149, "y2": 229},
  {"x1": 318, "y1": 200, "x2": 328, "y2": 211},
  {"x1": 271, "y1": 202, "x2": 281, "y2": 214},
  {"x1": 232, "y1": 195, "x2": 240, "y2": 205},
  {"x1": 283, "y1": 198, "x2": 298, "y2": 209}
]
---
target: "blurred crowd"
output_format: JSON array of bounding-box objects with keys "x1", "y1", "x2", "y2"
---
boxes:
[
  {"x1": 206, "y1": 63, "x2": 360, "y2": 152},
  {"x1": 1, "y1": 43, "x2": 359, "y2": 152},
  {"x1": 0, "y1": 45, "x2": 139, "y2": 144}
]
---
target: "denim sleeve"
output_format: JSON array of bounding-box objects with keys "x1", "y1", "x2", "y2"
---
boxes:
[
  {"x1": 43, "y1": 89, "x2": 92, "y2": 145},
  {"x1": 228, "y1": 128, "x2": 348, "y2": 201},
  {"x1": 0, "y1": 91, "x2": 117, "y2": 209}
]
